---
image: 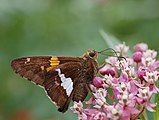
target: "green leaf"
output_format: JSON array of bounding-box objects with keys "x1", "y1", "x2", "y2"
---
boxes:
[
  {"x1": 154, "y1": 82, "x2": 159, "y2": 120},
  {"x1": 99, "y1": 30, "x2": 132, "y2": 56},
  {"x1": 99, "y1": 29, "x2": 121, "y2": 48}
]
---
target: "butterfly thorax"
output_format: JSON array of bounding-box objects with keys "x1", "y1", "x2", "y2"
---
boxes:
[{"x1": 80, "y1": 50, "x2": 98, "y2": 84}]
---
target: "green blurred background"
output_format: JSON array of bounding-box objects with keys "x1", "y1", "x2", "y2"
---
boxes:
[{"x1": 0, "y1": 0, "x2": 159, "y2": 120}]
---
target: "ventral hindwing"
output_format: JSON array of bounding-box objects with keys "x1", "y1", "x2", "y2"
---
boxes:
[{"x1": 11, "y1": 50, "x2": 98, "y2": 113}]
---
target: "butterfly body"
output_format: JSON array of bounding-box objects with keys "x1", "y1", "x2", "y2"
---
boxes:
[{"x1": 11, "y1": 50, "x2": 98, "y2": 112}]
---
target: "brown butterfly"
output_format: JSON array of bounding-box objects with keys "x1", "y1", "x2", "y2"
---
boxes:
[{"x1": 11, "y1": 50, "x2": 101, "y2": 113}]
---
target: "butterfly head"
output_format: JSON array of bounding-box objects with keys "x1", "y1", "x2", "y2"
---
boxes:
[{"x1": 82, "y1": 50, "x2": 98, "y2": 60}]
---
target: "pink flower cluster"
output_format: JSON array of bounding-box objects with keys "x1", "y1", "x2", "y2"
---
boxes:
[{"x1": 70, "y1": 43, "x2": 159, "y2": 120}]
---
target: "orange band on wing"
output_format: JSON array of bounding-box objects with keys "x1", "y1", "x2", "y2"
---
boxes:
[{"x1": 47, "y1": 57, "x2": 60, "y2": 72}]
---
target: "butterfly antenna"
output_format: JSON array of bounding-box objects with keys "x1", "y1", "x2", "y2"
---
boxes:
[
  {"x1": 98, "y1": 48, "x2": 118, "y2": 57},
  {"x1": 98, "y1": 48, "x2": 126, "y2": 61}
]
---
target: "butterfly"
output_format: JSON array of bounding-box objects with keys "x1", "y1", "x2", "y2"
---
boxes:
[{"x1": 11, "y1": 49, "x2": 101, "y2": 113}]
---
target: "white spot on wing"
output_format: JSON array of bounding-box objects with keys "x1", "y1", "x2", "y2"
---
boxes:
[{"x1": 55, "y1": 68, "x2": 73, "y2": 96}]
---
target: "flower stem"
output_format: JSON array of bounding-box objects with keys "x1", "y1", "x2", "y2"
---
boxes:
[
  {"x1": 132, "y1": 106, "x2": 145, "y2": 120},
  {"x1": 107, "y1": 92, "x2": 114, "y2": 104}
]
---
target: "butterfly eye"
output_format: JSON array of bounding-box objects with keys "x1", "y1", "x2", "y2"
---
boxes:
[{"x1": 89, "y1": 52, "x2": 95, "y2": 57}]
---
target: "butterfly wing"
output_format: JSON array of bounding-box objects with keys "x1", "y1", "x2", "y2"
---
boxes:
[
  {"x1": 11, "y1": 56, "x2": 83, "y2": 86},
  {"x1": 44, "y1": 62, "x2": 83, "y2": 113},
  {"x1": 11, "y1": 55, "x2": 97, "y2": 113}
]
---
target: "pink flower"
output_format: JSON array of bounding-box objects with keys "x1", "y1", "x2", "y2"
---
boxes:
[
  {"x1": 132, "y1": 52, "x2": 142, "y2": 63},
  {"x1": 71, "y1": 43, "x2": 159, "y2": 120},
  {"x1": 152, "y1": 60, "x2": 159, "y2": 70},
  {"x1": 116, "y1": 82, "x2": 127, "y2": 93},
  {"x1": 115, "y1": 42, "x2": 129, "y2": 55},
  {"x1": 143, "y1": 49, "x2": 157, "y2": 59},
  {"x1": 99, "y1": 57, "x2": 118, "y2": 77},
  {"x1": 137, "y1": 66, "x2": 149, "y2": 81},
  {"x1": 105, "y1": 57, "x2": 118, "y2": 65},
  {"x1": 134, "y1": 43, "x2": 148, "y2": 52},
  {"x1": 107, "y1": 105, "x2": 122, "y2": 120},
  {"x1": 145, "y1": 102, "x2": 157, "y2": 112},
  {"x1": 88, "y1": 110, "x2": 107, "y2": 120},
  {"x1": 144, "y1": 71, "x2": 158, "y2": 83},
  {"x1": 91, "y1": 112, "x2": 107, "y2": 120},
  {"x1": 143, "y1": 71, "x2": 159, "y2": 93},
  {"x1": 94, "y1": 112, "x2": 106, "y2": 120},
  {"x1": 93, "y1": 77, "x2": 103, "y2": 88},
  {"x1": 93, "y1": 88, "x2": 107, "y2": 109},
  {"x1": 141, "y1": 57, "x2": 156, "y2": 67},
  {"x1": 115, "y1": 59, "x2": 129, "y2": 70},
  {"x1": 70, "y1": 101, "x2": 83, "y2": 114},
  {"x1": 118, "y1": 92, "x2": 133, "y2": 105},
  {"x1": 99, "y1": 67, "x2": 116, "y2": 77},
  {"x1": 121, "y1": 66, "x2": 135, "y2": 78},
  {"x1": 136, "y1": 87, "x2": 157, "y2": 112},
  {"x1": 102, "y1": 74, "x2": 114, "y2": 88},
  {"x1": 127, "y1": 81, "x2": 138, "y2": 95}
]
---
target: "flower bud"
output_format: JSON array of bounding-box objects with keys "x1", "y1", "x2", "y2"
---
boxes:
[
  {"x1": 99, "y1": 68, "x2": 116, "y2": 77},
  {"x1": 132, "y1": 52, "x2": 142, "y2": 63},
  {"x1": 93, "y1": 77, "x2": 103, "y2": 88}
]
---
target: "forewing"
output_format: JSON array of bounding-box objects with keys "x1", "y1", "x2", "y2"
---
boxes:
[
  {"x1": 44, "y1": 62, "x2": 83, "y2": 112},
  {"x1": 11, "y1": 56, "x2": 83, "y2": 86},
  {"x1": 11, "y1": 56, "x2": 51, "y2": 86}
]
